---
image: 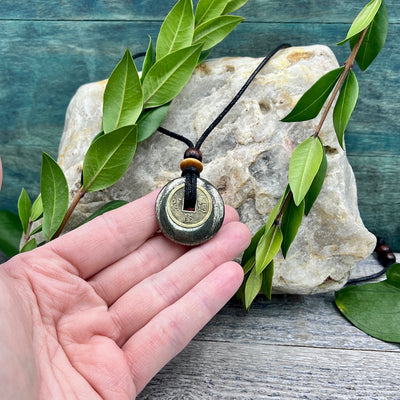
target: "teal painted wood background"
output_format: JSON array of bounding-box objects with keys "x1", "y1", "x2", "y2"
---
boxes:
[{"x1": 0, "y1": 0, "x2": 399, "y2": 249}]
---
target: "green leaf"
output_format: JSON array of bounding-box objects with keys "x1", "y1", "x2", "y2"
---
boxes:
[
  {"x1": 333, "y1": 70, "x2": 359, "y2": 149},
  {"x1": 91, "y1": 131, "x2": 105, "y2": 144},
  {"x1": 281, "y1": 195, "x2": 304, "y2": 258},
  {"x1": 236, "y1": 278, "x2": 246, "y2": 308},
  {"x1": 289, "y1": 136, "x2": 324, "y2": 206},
  {"x1": 261, "y1": 260, "x2": 274, "y2": 300},
  {"x1": 222, "y1": 0, "x2": 250, "y2": 14},
  {"x1": 241, "y1": 224, "x2": 265, "y2": 268},
  {"x1": 143, "y1": 44, "x2": 203, "y2": 108},
  {"x1": 103, "y1": 49, "x2": 143, "y2": 133},
  {"x1": 137, "y1": 103, "x2": 171, "y2": 142},
  {"x1": 77, "y1": 200, "x2": 128, "y2": 227},
  {"x1": 193, "y1": 15, "x2": 244, "y2": 51},
  {"x1": 244, "y1": 267, "x2": 262, "y2": 311},
  {"x1": 242, "y1": 255, "x2": 255, "y2": 275},
  {"x1": 30, "y1": 224, "x2": 43, "y2": 236},
  {"x1": 30, "y1": 194, "x2": 43, "y2": 222},
  {"x1": 387, "y1": 263, "x2": 400, "y2": 289},
  {"x1": 18, "y1": 188, "x2": 31, "y2": 235},
  {"x1": 335, "y1": 263, "x2": 400, "y2": 343},
  {"x1": 266, "y1": 187, "x2": 290, "y2": 230},
  {"x1": 156, "y1": 0, "x2": 194, "y2": 60},
  {"x1": 141, "y1": 35, "x2": 155, "y2": 83},
  {"x1": 82, "y1": 125, "x2": 138, "y2": 193},
  {"x1": 350, "y1": 0, "x2": 388, "y2": 71},
  {"x1": 281, "y1": 67, "x2": 344, "y2": 122},
  {"x1": 241, "y1": 187, "x2": 289, "y2": 270},
  {"x1": 304, "y1": 142, "x2": 327, "y2": 215},
  {"x1": 338, "y1": 0, "x2": 382, "y2": 45},
  {"x1": 255, "y1": 225, "x2": 283, "y2": 275},
  {"x1": 198, "y1": 49, "x2": 212, "y2": 64},
  {"x1": 0, "y1": 210, "x2": 22, "y2": 257},
  {"x1": 20, "y1": 238, "x2": 37, "y2": 253},
  {"x1": 41, "y1": 152, "x2": 69, "y2": 241},
  {"x1": 195, "y1": 0, "x2": 229, "y2": 26}
]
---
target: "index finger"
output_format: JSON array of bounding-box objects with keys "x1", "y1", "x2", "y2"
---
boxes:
[{"x1": 48, "y1": 190, "x2": 160, "y2": 278}]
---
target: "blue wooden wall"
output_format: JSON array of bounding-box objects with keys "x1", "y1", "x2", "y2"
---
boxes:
[{"x1": 1, "y1": 1, "x2": 399, "y2": 249}]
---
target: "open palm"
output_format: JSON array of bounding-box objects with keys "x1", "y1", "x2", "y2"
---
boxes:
[{"x1": 0, "y1": 191, "x2": 250, "y2": 399}]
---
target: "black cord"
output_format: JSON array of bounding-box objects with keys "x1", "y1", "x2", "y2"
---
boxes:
[
  {"x1": 195, "y1": 43, "x2": 291, "y2": 150},
  {"x1": 132, "y1": 52, "x2": 147, "y2": 59},
  {"x1": 156, "y1": 43, "x2": 291, "y2": 150},
  {"x1": 346, "y1": 265, "x2": 389, "y2": 285},
  {"x1": 157, "y1": 126, "x2": 194, "y2": 148},
  {"x1": 155, "y1": 44, "x2": 291, "y2": 210},
  {"x1": 146, "y1": 45, "x2": 398, "y2": 282},
  {"x1": 346, "y1": 237, "x2": 396, "y2": 285}
]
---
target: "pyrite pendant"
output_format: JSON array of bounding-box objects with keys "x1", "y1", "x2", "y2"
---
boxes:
[{"x1": 156, "y1": 177, "x2": 225, "y2": 246}]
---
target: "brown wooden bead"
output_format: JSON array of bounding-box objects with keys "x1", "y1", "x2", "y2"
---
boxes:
[
  {"x1": 184, "y1": 147, "x2": 202, "y2": 161},
  {"x1": 180, "y1": 157, "x2": 203, "y2": 173},
  {"x1": 382, "y1": 252, "x2": 396, "y2": 267},
  {"x1": 377, "y1": 244, "x2": 390, "y2": 254}
]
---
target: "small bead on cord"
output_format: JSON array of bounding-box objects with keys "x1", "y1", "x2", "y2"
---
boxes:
[{"x1": 157, "y1": 43, "x2": 291, "y2": 210}]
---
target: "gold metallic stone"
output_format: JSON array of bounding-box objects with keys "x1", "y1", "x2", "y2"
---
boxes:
[{"x1": 155, "y1": 177, "x2": 225, "y2": 246}]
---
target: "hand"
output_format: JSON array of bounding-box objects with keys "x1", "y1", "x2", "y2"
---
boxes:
[{"x1": 0, "y1": 191, "x2": 250, "y2": 399}]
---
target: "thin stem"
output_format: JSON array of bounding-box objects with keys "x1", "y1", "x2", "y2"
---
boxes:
[
  {"x1": 275, "y1": 190, "x2": 293, "y2": 226},
  {"x1": 20, "y1": 220, "x2": 33, "y2": 249},
  {"x1": 52, "y1": 186, "x2": 86, "y2": 239},
  {"x1": 314, "y1": 26, "x2": 369, "y2": 138}
]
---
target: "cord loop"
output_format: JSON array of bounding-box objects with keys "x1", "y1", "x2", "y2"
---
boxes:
[
  {"x1": 157, "y1": 44, "x2": 292, "y2": 217},
  {"x1": 181, "y1": 166, "x2": 200, "y2": 211}
]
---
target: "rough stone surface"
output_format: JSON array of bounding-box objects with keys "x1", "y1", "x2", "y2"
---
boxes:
[{"x1": 58, "y1": 45, "x2": 376, "y2": 294}]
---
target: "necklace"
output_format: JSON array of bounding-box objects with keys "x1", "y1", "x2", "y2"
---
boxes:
[
  {"x1": 154, "y1": 44, "x2": 290, "y2": 246},
  {"x1": 347, "y1": 237, "x2": 396, "y2": 285}
]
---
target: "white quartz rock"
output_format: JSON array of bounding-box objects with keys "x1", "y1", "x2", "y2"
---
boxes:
[{"x1": 58, "y1": 45, "x2": 376, "y2": 294}]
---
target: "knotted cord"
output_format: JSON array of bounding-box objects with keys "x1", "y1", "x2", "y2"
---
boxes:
[{"x1": 156, "y1": 43, "x2": 291, "y2": 209}]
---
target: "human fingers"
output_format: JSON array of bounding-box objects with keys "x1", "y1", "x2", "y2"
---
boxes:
[
  {"x1": 123, "y1": 261, "x2": 244, "y2": 394},
  {"x1": 109, "y1": 220, "x2": 250, "y2": 346},
  {"x1": 89, "y1": 205, "x2": 241, "y2": 306},
  {"x1": 47, "y1": 191, "x2": 160, "y2": 279},
  {"x1": 89, "y1": 233, "x2": 187, "y2": 306}
]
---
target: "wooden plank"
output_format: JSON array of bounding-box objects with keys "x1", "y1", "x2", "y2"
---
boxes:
[
  {"x1": 138, "y1": 340, "x2": 400, "y2": 399},
  {"x1": 196, "y1": 284, "x2": 400, "y2": 353},
  {"x1": 0, "y1": 0, "x2": 399, "y2": 23}
]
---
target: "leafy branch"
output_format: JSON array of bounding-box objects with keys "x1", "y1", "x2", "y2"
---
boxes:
[
  {"x1": 239, "y1": 0, "x2": 388, "y2": 311},
  {"x1": 0, "y1": 0, "x2": 250, "y2": 254}
]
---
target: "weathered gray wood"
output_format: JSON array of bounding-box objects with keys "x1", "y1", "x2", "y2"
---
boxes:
[
  {"x1": 137, "y1": 256, "x2": 400, "y2": 399},
  {"x1": 194, "y1": 257, "x2": 400, "y2": 353},
  {"x1": 198, "y1": 293, "x2": 400, "y2": 353},
  {"x1": 138, "y1": 340, "x2": 400, "y2": 399},
  {"x1": 136, "y1": 255, "x2": 400, "y2": 398}
]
